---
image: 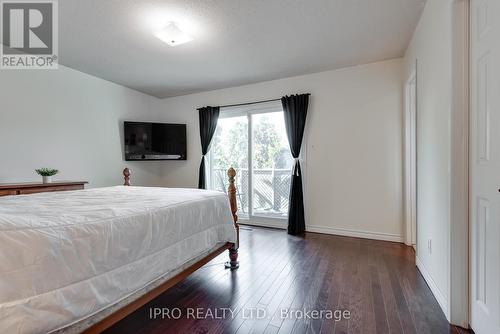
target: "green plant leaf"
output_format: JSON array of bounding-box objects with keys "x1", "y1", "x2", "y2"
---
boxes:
[{"x1": 35, "y1": 168, "x2": 59, "y2": 176}]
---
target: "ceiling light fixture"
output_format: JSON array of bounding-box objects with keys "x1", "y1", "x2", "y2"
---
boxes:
[{"x1": 154, "y1": 22, "x2": 193, "y2": 46}]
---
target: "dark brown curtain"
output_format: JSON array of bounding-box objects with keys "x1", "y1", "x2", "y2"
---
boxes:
[
  {"x1": 281, "y1": 94, "x2": 309, "y2": 235},
  {"x1": 198, "y1": 106, "x2": 220, "y2": 189}
]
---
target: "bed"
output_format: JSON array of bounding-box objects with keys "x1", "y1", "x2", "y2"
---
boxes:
[{"x1": 0, "y1": 168, "x2": 240, "y2": 334}]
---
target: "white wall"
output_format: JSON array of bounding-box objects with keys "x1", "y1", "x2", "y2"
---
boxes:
[
  {"x1": 0, "y1": 58, "x2": 405, "y2": 242},
  {"x1": 403, "y1": 0, "x2": 453, "y2": 318},
  {"x1": 152, "y1": 59, "x2": 405, "y2": 242},
  {"x1": 0, "y1": 65, "x2": 162, "y2": 187}
]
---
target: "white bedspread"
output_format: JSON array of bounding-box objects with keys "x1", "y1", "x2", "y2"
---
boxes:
[{"x1": 0, "y1": 186, "x2": 236, "y2": 334}]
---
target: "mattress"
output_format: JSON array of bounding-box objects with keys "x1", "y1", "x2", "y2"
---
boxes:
[{"x1": 0, "y1": 186, "x2": 237, "y2": 334}]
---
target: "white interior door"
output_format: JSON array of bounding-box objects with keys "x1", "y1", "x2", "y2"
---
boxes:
[{"x1": 470, "y1": 0, "x2": 500, "y2": 333}]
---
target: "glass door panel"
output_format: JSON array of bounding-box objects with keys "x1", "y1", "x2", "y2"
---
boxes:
[
  {"x1": 251, "y1": 112, "x2": 293, "y2": 219},
  {"x1": 210, "y1": 116, "x2": 249, "y2": 217},
  {"x1": 209, "y1": 108, "x2": 293, "y2": 225}
]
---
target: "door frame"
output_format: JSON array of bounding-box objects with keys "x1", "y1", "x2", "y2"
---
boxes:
[
  {"x1": 450, "y1": 0, "x2": 470, "y2": 327},
  {"x1": 404, "y1": 69, "x2": 417, "y2": 248}
]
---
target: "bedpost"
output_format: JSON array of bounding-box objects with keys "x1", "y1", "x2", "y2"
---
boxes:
[
  {"x1": 225, "y1": 167, "x2": 240, "y2": 269},
  {"x1": 123, "y1": 168, "x2": 131, "y2": 186}
]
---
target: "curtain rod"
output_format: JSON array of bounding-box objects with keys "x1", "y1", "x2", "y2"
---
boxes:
[
  {"x1": 215, "y1": 93, "x2": 311, "y2": 109},
  {"x1": 218, "y1": 98, "x2": 280, "y2": 109}
]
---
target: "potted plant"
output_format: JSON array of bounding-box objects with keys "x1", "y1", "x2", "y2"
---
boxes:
[{"x1": 35, "y1": 168, "x2": 59, "y2": 184}]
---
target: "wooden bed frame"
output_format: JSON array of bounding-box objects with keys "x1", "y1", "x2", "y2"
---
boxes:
[{"x1": 81, "y1": 168, "x2": 240, "y2": 334}]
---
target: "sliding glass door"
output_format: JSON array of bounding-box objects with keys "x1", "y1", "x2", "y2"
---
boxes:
[{"x1": 208, "y1": 101, "x2": 293, "y2": 226}]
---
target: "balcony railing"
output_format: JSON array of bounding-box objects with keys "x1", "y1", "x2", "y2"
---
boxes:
[{"x1": 211, "y1": 168, "x2": 291, "y2": 218}]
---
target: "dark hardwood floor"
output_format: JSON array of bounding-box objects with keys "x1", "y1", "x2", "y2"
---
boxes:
[{"x1": 105, "y1": 226, "x2": 471, "y2": 334}]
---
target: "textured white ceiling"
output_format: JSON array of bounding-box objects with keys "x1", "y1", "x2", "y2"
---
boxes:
[{"x1": 58, "y1": 0, "x2": 426, "y2": 98}]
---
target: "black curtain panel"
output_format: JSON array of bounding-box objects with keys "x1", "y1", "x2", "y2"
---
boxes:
[
  {"x1": 281, "y1": 94, "x2": 309, "y2": 235},
  {"x1": 198, "y1": 106, "x2": 220, "y2": 189}
]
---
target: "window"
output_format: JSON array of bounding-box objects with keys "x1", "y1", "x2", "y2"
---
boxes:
[{"x1": 208, "y1": 101, "x2": 293, "y2": 225}]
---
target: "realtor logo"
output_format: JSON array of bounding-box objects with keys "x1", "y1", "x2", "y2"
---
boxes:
[{"x1": 1, "y1": 0, "x2": 58, "y2": 69}]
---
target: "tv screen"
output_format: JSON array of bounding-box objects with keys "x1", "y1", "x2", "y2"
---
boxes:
[{"x1": 124, "y1": 121, "x2": 187, "y2": 160}]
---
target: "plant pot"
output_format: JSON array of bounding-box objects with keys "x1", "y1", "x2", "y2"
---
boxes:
[{"x1": 42, "y1": 176, "x2": 52, "y2": 184}]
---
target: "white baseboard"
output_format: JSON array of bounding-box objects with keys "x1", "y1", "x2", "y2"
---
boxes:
[
  {"x1": 306, "y1": 225, "x2": 404, "y2": 243},
  {"x1": 415, "y1": 256, "x2": 450, "y2": 320}
]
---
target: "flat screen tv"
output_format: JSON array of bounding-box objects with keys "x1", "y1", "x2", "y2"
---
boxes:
[{"x1": 124, "y1": 121, "x2": 187, "y2": 160}]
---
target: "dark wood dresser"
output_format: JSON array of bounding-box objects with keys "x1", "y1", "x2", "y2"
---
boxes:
[{"x1": 0, "y1": 181, "x2": 88, "y2": 197}]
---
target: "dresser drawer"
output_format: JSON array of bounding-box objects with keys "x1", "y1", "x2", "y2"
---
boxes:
[
  {"x1": 0, "y1": 189, "x2": 20, "y2": 197},
  {"x1": 0, "y1": 182, "x2": 87, "y2": 197},
  {"x1": 19, "y1": 185, "x2": 84, "y2": 195}
]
